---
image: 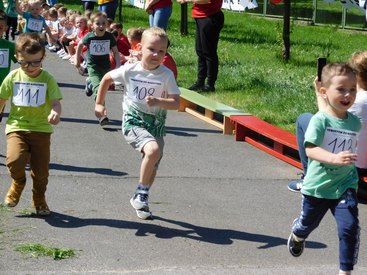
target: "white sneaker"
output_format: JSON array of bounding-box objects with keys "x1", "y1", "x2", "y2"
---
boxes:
[
  {"x1": 62, "y1": 54, "x2": 71, "y2": 60},
  {"x1": 48, "y1": 45, "x2": 56, "y2": 50},
  {"x1": 59, "y1": 52, "x2": 67, "y2": 58},
  {"x1": 130, "y1": 191, "x2": 152, "y2": 220},
  {"x1": 57, "y1": 49, "x2": 65, "y2": 54}
]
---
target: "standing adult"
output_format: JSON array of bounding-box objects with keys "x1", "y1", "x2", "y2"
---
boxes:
[
  {"x1": 98, "y1": 0, "x2": 118, "y2": 20},
  {"x1": 178, "y1": 0, "x2": 224, "y2": 92},
  {"x1": 144, "y1": 0, "x2": 172, "y2": 31},
  {"x1": 82, "y1": 0, "x2": 97, "y2": 11}
]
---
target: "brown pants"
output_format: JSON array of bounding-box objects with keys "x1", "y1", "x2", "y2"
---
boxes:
[{"x1": 6, "y1": 132, "x2": 51, "y2": 202}]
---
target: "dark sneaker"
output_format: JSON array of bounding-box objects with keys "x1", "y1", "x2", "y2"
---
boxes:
[
  {"x1": 188, "y1": 82, "x2": 204, "y2": 91},
  {"x1": 287, "y1": 232, "x2": 305, "y2": 257},
  {"x1": 288, "y1": 179, "x2": 303, "y2": 193},
  {"x1": 99, "y1": 116, "x2": 109, "y2": 126},
  {"x1": 203, "y1": 84, "x2": 215, "y2": 92},
  {"x1": 130, "y1": 192, "x2": 152, "y2": 220},
  {"x1": 85, "y1": 78, "x2": 93, "y2": 97}
]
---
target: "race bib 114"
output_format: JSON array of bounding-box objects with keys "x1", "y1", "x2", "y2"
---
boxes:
[
  {"x1": 321, "y1": 127, "x2": 358, "y2": 154},
  {"x1": 12, "y1": 82, "x2": 47, "y2": 107}
]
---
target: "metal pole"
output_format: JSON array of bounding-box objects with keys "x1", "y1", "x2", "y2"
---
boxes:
[{"x1": 181, "y1": 3, "x2": 188, "y2": 35}]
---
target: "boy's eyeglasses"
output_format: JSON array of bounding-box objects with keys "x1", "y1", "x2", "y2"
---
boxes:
[{"x1": 17, "y1": 60, "x2": 43, "y2": 68}]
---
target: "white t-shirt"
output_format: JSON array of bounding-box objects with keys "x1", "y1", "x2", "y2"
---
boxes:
[
  {"x1": 110, "y1": 62, "x2": 180, "y2": 115},
  {"x1": 349, "y1": 90, "x2": 367, "y2": 168}
]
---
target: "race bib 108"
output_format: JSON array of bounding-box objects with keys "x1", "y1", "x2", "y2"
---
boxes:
[
  {"x1": 128, "y1": 77, "x2": 164, "y2": 103},
  {"x1": 321, "y1": 127, "x2": 358, "y2": 154},
  {"x1": 12, "y1": 82, "x2": 47, "y2": 107}
]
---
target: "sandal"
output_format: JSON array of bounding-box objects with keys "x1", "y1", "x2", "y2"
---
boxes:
[{"x1": 99, "y1": 116, "x2": 109, "y2": 126}]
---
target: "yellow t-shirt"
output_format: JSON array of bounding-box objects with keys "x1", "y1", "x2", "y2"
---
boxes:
[{"x1": 0, "y1": 68, "x2": 62, "y2": 134}]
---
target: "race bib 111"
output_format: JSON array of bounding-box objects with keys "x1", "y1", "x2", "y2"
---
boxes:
[{"x1": 12, "y1": 82, "x2": 47, "y2": 107}]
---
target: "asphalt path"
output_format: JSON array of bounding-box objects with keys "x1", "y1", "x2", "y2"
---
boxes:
[{"x1": 0, "y1": 52, "x2": 366, "y2": 274}]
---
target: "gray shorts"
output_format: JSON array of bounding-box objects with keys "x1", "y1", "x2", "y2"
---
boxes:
[{"x1": 124, "y1": 127, "x2": 164, "y2": 167}]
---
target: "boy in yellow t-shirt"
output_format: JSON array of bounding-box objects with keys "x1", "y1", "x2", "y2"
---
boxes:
[{"x1": 0, "y1": 32, "x2": 62, "y2": 216}]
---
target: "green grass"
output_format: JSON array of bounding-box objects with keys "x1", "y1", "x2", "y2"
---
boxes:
[
  {"x1": 16, "y1": 243, "x2": 76, "y2": 260},
  {"x1": 61, "y1": 2, "x2": 367, "y2": 133}
]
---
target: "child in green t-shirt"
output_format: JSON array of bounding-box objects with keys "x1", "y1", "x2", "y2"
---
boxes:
[
  {"x1": 74, "y1": 11, "x2": 120, "y2": 126},
  {"x1": 0, "y1": 32, "x2": 62, "y2": 216},
  {"x1": 0, "y1": 10, "x2": 17, "y2": 122},
  {"x1": 287, "y1": 63, "x2": 361, "y2": 275}
]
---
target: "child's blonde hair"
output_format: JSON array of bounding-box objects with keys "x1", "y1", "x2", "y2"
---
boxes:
[
  {"x1": 349, "y1": 51, "x2": 367, "y2": 88},
  {"x1": 141, "y1": 27, "x2": 168, "y2": 47}
]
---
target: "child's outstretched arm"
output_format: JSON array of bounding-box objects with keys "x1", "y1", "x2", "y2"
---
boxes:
[
  {"x1": 48, "y1": 99, "x2": 61, "y2": 125},
  {"x1": 74, "y1": 42, "x2": 84, "y2": 68},
  {"x1": 146, "y1": 94, "x2": 180, "y2": 110},
  {"x1": 306, "y1": 144, "x2": 357, "y2": 166},
  {"x1": 95, "y1": 72, "x2": 114, "y2": 118},
  {"x1": 111, "y1": 46, "x2": 121, "y2": 69}
]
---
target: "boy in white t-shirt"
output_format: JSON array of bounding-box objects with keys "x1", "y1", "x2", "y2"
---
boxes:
[{"x1": 95, "y1": 27, "x2": 180, "y2": 220}]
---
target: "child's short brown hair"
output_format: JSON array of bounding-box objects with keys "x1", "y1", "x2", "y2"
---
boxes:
[
  {"x1": 16, "y1": 32, "x2": 46, "y2": 56},
  {"x1": 127, "y1": 27, "x2": 145, "y2": 43},
  {"x1": 321, "y1": 63, "x2": 355, "y2": 87},
  {"x1": 90, "y1": 11, "x2": 107, "y2": 23}
]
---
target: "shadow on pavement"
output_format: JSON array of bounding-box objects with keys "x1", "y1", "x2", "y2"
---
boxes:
[
  {"x1": 16, "y1": 212, "x2": 326, "y2": 249},
  {"x1": 49, "y1": 163, "x2": 127, "y2": 176},
  {"x1": 57, "y1": 82, "x2": 85, "y2": 90}
]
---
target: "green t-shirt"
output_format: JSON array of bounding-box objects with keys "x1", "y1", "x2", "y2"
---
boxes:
[
  {"x1": 0, "y1": 39, "x2": 17, "y2": 82},
  {"x1": 302, "y1": 111, "x2": 361, "y2": 199},
  {"x1": 6, "y1": 0, "x2": 18, "y2": 18},
  {"x1": 82, "y1": 31, "x2": 116, "y2": 71},
  {"x1": 0, "y1": 68, "x2": 63, "y2": 134}
]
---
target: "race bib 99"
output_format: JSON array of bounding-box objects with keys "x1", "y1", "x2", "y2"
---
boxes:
[
  {"x1": 0, "y1": 49, "x2": 9, "y2": 68},
  {"x1": 321, "y1": 127, "x2": 358, "y2": 153},
  {"x1": 12, "y1": 82, "x2": 47, "y2": 107},
  {"x1": 28, "y1": 18, "x2": 43, "y2": 32}
]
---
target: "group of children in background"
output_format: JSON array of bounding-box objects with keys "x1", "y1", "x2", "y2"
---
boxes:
[
  {"x1": 1, "y1": 1, "x2": 367, "y2": 274},
  {"x1": 0, "y1": 0, "x2": 179, "y2": 224}
]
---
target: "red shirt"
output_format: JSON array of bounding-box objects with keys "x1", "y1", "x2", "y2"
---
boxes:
[
  {"x1": 152, "y1": 0, "x2": 172, "y2": 10},
  {"x1": 162, "y1": 53, "x2": 177, "y2": 79},
  {"x1": 116, "y1": 34, "x2": 131, "y2": 56},
  {"x1": 192, "y1": 0, "x2": 223, "y2": 18}
]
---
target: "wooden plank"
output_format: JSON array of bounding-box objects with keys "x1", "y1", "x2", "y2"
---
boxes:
[
  {"x1": 231, "y1": 115, "x2": 298, "y2": 150},
  {"x1": 245, "y1": 136, "x2": 303, "y2": 169},
  {"x1": 185, "y1": 107, "x2": 224, "y2": 130}
]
